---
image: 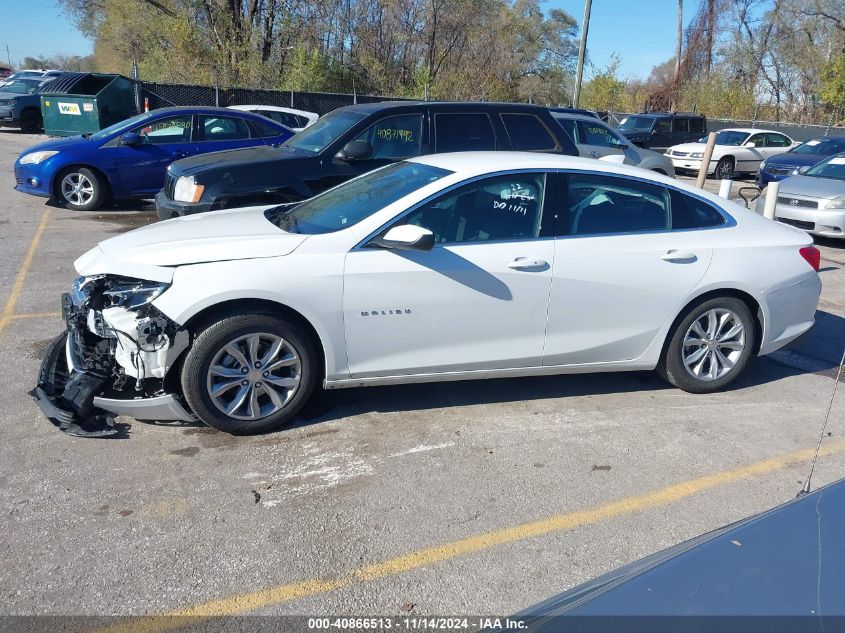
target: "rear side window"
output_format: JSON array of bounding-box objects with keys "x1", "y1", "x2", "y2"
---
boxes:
[
  {"x1": 670, "y1": 190, "x2": 726, "y2": 229},
  {"x1": 655, "y1": 118, "x2": 672, "y2": 133},
  {"x1": 434, "y1": 113, "x2": 496, "y2": 152},
  {"x1": 198, "y1": 116, "x2": 252, "y2": 141},
  {"x1": 689, "y1": 117, "x2": 705, "y2": 133},
  {"x1": 564, "y1": 174, "x2": 670, "y2": 236},
  {"x1": 500, "y1": 113, "x2": 558, "y2": 151},
  {"x1": 766, "y1": 133, "x2": 791, "y2": 147},
  {"x1": 672, "y1": 118, "x2": 689, "y2": 133},
  {"x1": 251, "y1": 119, "x2": 284, "y2": 138},
  {"x1": 259, "y1": 110, "x2": 307, "y2": 129}
]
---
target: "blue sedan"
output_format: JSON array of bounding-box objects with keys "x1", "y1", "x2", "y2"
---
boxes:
[
  {"x1": 756, "y1": 135, "x2": 845, "y2": 187},
  {"x1": 14, "y1": 106, "x2": 293, "y2": 210}
]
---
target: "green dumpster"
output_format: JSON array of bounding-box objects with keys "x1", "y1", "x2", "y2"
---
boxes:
[{"x1": 40, "y1": 73, "x2": 137, "y2": 137}]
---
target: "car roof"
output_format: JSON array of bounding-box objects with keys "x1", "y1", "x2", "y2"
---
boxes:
[
  {"x1": 720, "y1": 127, "x2": 782, "y2": 134},
  {"x1": 145, "y1": 105, "x2": 276, "y2": 118},
  {"x1": 228, "y1": 104, "x2": 318, "y2": 118},
  {"x1": 332, "y1": 100, "x2": 557, "y2": 115},
  {"x1": 550, "y1": 111, "x2": 607, "y2": 124},
  {"x1": 626, "y1": 112, "x2": 705, "y2": 118}
]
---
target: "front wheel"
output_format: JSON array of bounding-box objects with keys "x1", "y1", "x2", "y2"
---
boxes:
[
  {"x1": 714, "y1": 157, "x2": 734, "y2": 180},
  {"x1": 180, "y1": 312, "x2": 318, "y2": 434},
  {"x1": 56, "y1": 167, "x2": 108, "y2": 211},
  {"x1": 658, "y1": 297, "x2": 756, "y2": 393}
]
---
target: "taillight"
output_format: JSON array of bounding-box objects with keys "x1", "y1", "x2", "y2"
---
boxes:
[{"x1": 799, "y1": 245, "x2": 820, "y2": 271}]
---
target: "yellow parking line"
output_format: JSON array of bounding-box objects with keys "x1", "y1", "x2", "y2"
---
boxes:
[
  {"x1": 0, "y1": 209, "x2": 51, "y2": 340},
  {"x1": 93, "y1": 437, "x2": 845, "y2": 633},
  {"x1": 10, "y1": 311, "x2": 62, "y2": 320}
]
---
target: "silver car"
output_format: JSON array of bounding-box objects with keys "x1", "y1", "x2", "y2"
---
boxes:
[
  {"x1": 551, "y1": 112, "x2": 676, "y2": 177},
  {"x1": 770, "y1": 152, "x2": 845, "y2": 239}
]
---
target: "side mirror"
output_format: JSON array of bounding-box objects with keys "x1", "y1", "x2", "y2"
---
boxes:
[
  {"x1": 598, "y1": 154, "x2": 626, "y2": 164},
  {"x1": 614, "y1": 141, "x2": 629, "y2": 149},
  {"x1": 797, "y1": 165, "x2": 810, "y2": 174},
  {"x1": 369, "y1": 225, "x2": 434, "y2": 252},
  {"x1": 744, "y1": 142, "x2": 756, "y2": 148},
  {"x1": 120, "y1": 132, "x2": 142, "y2": 146},
  {"x1": 337, "y1": 140, "x2": 373, "y2": 162}
]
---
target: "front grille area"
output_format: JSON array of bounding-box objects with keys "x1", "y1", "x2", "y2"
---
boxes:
[
  {"x1": 777, "y1": 196, "x2": 818, "y2": 209},
  {"x1": 672, "y1": 150, "x2": 689, "y2": 157},
  {"x1": 766, "y1": 166, "x2": 793, "y2": 176},
  {"x1": 777, "y1": 217, "x2": 815, "y2": 231},
  {"x1": 164, "y1": 172, "x2": 177, "y2": 199}
]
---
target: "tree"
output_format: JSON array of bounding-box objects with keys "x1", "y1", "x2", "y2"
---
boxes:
[{"x1": 820, "y1": 55, "x2": 845, "y2": 116}]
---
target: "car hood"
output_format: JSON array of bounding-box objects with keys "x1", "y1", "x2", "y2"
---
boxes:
[
  {"x1": 778, "y1": 174, "x2": 845, "y2": 199},
  {"x1": 18, "y1": 134, "x2": 91, "y2": 156},
  {"x1": 75, "y1": 206, "x2": 308, "y2": 281},
  {"x1": 168, "y1": 144, "x2": 313, "y2": 177},
  {"x1": 668, "y1": 142, "x2": 707, "y2": 153},
  {"x1": 765, "y1": 152, "x2": 826, "y2": 169}
]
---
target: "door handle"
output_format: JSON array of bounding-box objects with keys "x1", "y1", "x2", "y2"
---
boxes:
[
  {"x1": 507, "y1": 257, "x2": 548, "y2": 270},
  {"x1": 588, "y1": 151, "x2": 599, "y2": 157},
  {"x1": 174, "y1": 151, "x2": 190, "y2": 158},
  {"x1": 661, "y1": 250, "x2": 697, "y2": 263}
]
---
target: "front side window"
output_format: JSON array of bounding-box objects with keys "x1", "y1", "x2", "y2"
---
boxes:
[
  {"x1": 353, "y1": 114, "x2": 423, "y2": 160},
  {"x1": 434, "y1": 113, "x2": 496, "y2": 152},
  {"x1": 501, "y1": 114, "x2": 558, "y2": 151},
  {"x1": 554, "y1": 117, "x2": 578, "y2": 143},
  {"x1": 268, "y1": 161, "x2": 451, "y2": 235},
  {"x1": 565, "y1": 174, "x2": 670, "y2": 236},
  {"x1": 133, "y1": 115, "x2": 193, "y2": 144},
  {"x1": 401, "y1": 173, "x2": 546, "y2": 244},
  {"x1": 577, "y1": 121, "x2": 624, "y2": 147},
  {"x1": 199, "y1": 116, "x2": 252, "y2": 141}
]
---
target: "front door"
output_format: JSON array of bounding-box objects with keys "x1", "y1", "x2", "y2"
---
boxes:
[
  {"x1": 319, "y1": 112, "x2": 426, "y2": 193},
  {"x1": 576, "y1": 119, "x2": 629, "y2": 162},
  {"x1": 112, "y1": 114, "x2": 195, "y2": 196},
  {"x1": 343, "y1": 171, "x2": 555, "y2": 378},
  {"x1": 543, "y1": 172, "x2": 714, "y2": 366}
]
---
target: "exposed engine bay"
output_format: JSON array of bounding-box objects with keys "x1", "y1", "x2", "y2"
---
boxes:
[{"x1": 30, "y1": 275, "x2": 193, "y2": 437}]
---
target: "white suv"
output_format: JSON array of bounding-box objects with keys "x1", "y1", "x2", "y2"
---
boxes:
[{"x1": 32, "y1": 153, "x2": 821, "y2": 436}]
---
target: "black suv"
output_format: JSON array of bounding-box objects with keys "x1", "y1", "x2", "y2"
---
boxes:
[
  {"x1": 616, "y1": 112, "x2": 707, "y2": 153},
  {"x1": 156, "y1": 101, "x2": 578, "y2": 218}
]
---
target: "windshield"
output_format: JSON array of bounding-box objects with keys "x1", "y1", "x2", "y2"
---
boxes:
[
  {"x1": 282, "y1": 109, "x2": 366, "y2": 154},
  {"x1": 89, "y1": 111, "x2": 155, "y2": 141},
  {"x1": 714, "y1": 130, "x2": 750, "y2": 146},
  {"x1": 792, "y1": 138, "x2": 845, "y2": 156},
  {"x1": 1, "y1": 79, "x2": 41, "y2": 94},
  {"x1": 618, "y1": 116, "x2": 654, "y2": 132},
  {"x1": 267, "y1": 161, "x2": 451, "y2": 234},
  {"x1": 804, "y1": 154, "x2": 845, "y2": 180}
]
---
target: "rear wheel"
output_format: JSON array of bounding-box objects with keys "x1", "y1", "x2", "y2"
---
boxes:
[
  {"x1": 56, "y1": 167, "x2": 107, "y2": 211},
  {"x1": 180, "y1": 312, "x2": 318, "y2": 434},
  {"x1": 20, "y1": 109, "x2": 42, "y2": 133},
  {"x1": 658, "y1": 297, "x2": 756, "y2": 393}
]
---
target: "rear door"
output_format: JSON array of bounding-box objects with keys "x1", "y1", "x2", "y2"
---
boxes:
[
  {"x1": 111, "y1": 113, "x2": 196, "y2": 196},
  {"x1": 319, "y1": 111, "x2": 426, "y2": 193},
  {"x1": 575, "y1": 119, "x2": 628, "y2": 161},
  {"x1": 650, "y1": 118, "x2": 673, "y2": 151},
  {"x1": 543, "y1": 172, "x2": 721, "y2": 366},
  {"x1": 432, "y1": 110, "x2": 499, "y2": 153}
]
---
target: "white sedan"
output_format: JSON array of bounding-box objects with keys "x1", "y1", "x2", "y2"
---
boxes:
[
  {"x1": 227, "y1": 105, "x2": 318, "y2": 132},
  {"x1": 32, "y1": 153, "x2": 821, "y2": 435},
  {"x1": 667, "y1": 128, "x2": 796, "y2": 179}
]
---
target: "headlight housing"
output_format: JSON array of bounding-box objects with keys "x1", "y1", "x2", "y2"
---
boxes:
[
  {"x1": 826, "y1": 196, "x2": 845, "y2": 210},
  {"x1": 20, "y1": 150, "x2": 59, "y2": 165},
  {"x1": 690, "y1": 152, "x2": 704, "y2": 159},
  {"x1": 101, "y1": 278, "x2": 170, "y2": 311},
  {"x1": 173, "y1": 175, "x2": 205, "y2": 203}
]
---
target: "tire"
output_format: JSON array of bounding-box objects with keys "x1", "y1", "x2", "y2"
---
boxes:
[
  {"x1": 55, "y1": 167, "x2": 108, "y2": 211},
  {"x1": 20, "y1": 109, "x2": 42, "y2": 133},
  {"x1": 658, "y1": 297, "x2": 756, "y2": 394},
  {"x1": 180, "y1": 312, "x2": 318, "y2": 434},
  {"x1": 714, "y1": 157, "x2": 734, "y2": 180}
]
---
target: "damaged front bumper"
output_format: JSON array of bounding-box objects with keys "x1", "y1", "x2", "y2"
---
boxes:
[{"x1": 31, "y1": 280, "x2": 197, "y2": 437}]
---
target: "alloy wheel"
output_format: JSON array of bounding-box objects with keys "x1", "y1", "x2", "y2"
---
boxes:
[
  {"x1": 682, "y1": 308, "x2": 746, "y2": 381},
  {"x1": 61, "y1": 172, "x2": 94, "y2": 207},
  {"x1": 205, "y1": 332, "x2": 302, "y2": 420}
]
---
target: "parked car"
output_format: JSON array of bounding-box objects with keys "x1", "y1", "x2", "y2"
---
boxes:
[
  {"x1": 551, "y1": 111, "x2": 676, "y2": 176},
  {"x1": 515, "y1": 477, "x2": 845, "y2": 629},
  {"x1": 227, "y1": 104, "x2": 318, "y2": 132},
  {"x1": 764, "y1": 151, "x2": 845, "y2": 239},
  {"x1": 617, "y1": 112, "x2": 707, "y2": 152},
  {"x1": 155, "y1": 101, "x2": 579, "y2": 219},
  {"x1": 13, "y1": 106, "x2": 293, "y2": 211},
  {"x1": 32, "y1": 152, "x2": 820, "y2": 437},
  {"x1": 757, "y1": 135, "x2": 845, "y2": 187},
  {"x1": 0, "y1": 69, "x2": 62, "y2": 89},
  {"x1": 0, "y1": 76, "x2": 59, "y2": 132},
  {"x1": 0, "y1": 63, "x2": 12, "y2": 80},
  {"x1": 667, "y1": 128, "x2": 796, "y2": 179}
]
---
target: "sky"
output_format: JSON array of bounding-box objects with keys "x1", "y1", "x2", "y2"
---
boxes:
[{"x1": 2, "y1": 0, "x2": 697, "y2": 80}]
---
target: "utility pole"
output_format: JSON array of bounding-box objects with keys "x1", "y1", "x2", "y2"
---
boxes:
[
  {"x1": 5, "y1": 45, "x2": 11, "y2": 67},
  {"x1": 674, "y1": 0, "x2": 683, "y2": 81},
  {"x1": 572, "y1": 0, "x2": 592, "y2": 108}
]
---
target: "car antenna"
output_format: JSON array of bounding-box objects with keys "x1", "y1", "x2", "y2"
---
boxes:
[{"x1": 797, "y1": 342, "x2": 845, "y2": 497}]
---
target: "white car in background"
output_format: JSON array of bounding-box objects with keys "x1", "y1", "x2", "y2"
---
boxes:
[
  {"x1": 228, "y1": 105, "x2": 318, "y2": 132},
  {"x1": 667, "y1": 128, "x2": 797, "y2": 179},
  {"x1": 32, "y1": 153, "x2": 821, "y2": 436}
]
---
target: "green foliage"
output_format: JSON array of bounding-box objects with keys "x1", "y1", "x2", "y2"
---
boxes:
[
  {"x1": 820, "y1": 55, "x2": 845, "y2": 113},
  {"x1": 580, "y1": 55, "x2": 627, "y2": 112}
]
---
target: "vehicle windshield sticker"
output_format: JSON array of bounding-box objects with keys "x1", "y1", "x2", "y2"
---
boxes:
[
  {"x1": 829, "y1": 157, "x2": 845, "y2": 165},
  {"x1": 805, "y1": 140, "x2": 820, "y2": 145},
  {"x1": 376, "y1": 128, "x2": 414, "y2": 142}
]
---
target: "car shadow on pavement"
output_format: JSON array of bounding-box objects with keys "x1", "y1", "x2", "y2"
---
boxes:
[{"x1": 295, "y1": 310, "x2": 845, "y2": 427}]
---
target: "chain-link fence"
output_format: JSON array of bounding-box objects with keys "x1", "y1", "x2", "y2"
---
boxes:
[
  {"x1": 605, "y1": 112, "x2": 845, "y2": 143},
  {"x1": 139, "y1": 81, "x2": 412, "y2": 116}
]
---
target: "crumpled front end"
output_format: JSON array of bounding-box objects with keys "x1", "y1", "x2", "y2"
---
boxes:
[{"x1": 30, "y1": 275, "x2": 196, "y2": 437}]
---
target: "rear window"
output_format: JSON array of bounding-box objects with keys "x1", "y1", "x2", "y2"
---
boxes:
[
  {"x1": 670, "y1": 190, "x2": 726, "y2": 229},
  {"x1": 500, "y1": 113, "x2": 558, "y2": 151},
  {"x1": 434, "y1": 113, "x2": 496, "y2": 152}
]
